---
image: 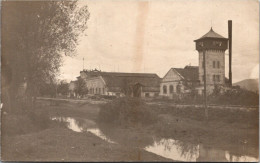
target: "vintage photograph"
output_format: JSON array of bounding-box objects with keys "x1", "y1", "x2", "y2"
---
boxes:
[{"x1": 1, "y1": 0, "x2": 259, "y2": 162}]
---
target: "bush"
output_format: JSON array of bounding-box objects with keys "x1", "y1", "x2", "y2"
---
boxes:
[
  {"x1": 98, "y1": 97, "x2": 158, "y2": 127},
  {"x1": 209, "y1": 88, "x2": 259, "y2": 106}
]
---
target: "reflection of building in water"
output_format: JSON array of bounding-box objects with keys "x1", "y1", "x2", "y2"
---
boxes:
[{"x1": 196, "y1": 144, "x2": 228, "y2": 162}]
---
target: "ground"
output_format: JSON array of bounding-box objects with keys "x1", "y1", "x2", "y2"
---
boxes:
[{"x1": 1, "y1": 98, "x2": 259, "y2": 161}]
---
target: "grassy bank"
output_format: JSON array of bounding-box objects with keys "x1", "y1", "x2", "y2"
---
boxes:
[
  {"x1": 1, "y1": 100, "x2": 172, "y2": 161},
  {"x1": 98, "y1": 97, "x2": 259, "y2": 158}
]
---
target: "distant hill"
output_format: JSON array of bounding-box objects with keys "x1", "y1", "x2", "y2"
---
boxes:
[{"x1": 233, "y1": 79, "x2": 259, "y2": 93}]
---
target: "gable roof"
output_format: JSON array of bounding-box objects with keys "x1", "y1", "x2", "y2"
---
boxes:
[
  {"x1": 83, "y1": 71, "x2": 161, "y2": 92},
  {"x1": 194, "y1": 28, "x2": 228, "y2": 41},
  {"x1": 172, "y1": 66, "x2": 199, "y2": 81}
]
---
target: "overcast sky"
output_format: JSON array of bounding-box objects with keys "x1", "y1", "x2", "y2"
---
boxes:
[{"x1": 59, "y1": 0, "x2": 259, "y2": 83}]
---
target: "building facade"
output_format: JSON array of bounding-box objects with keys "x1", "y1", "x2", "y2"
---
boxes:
[
  {"x1": 194, "y1": 28, "x2": 228, "y2": 94},
  {"x1": 160, "y1": 66, "x2": 200, "y2": 97},
  {"x1": 79, "y1": 70, "x2": 161, "y2": 98}
]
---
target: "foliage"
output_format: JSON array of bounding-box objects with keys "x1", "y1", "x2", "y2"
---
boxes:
[
  {"x1": 75, "y1": 78, "x2": 88, "y2": 97},
  {"x1": 2, "y1": 1, "x2": 90, "y2": 110},
  {"x1": 209, "y1": 87, "x2": 259, "y2": 106},
  {"x1": 57, "y1": 81, "x2": 69, "y2": 96},
  {"x1": 39, "y1": 82, "x2": 57, "y2": 97},
  {"x1": 98, "y1": 97, "x2": 158, "y2": 127}
]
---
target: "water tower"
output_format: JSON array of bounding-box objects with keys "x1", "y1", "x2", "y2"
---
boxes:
[{"x1": 194, "y1": 27, "x2": 228, "y2": 94}]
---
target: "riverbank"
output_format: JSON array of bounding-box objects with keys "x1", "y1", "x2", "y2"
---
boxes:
[
  {"x1": 1, "y1": 100, "x2": 172, "y2": 162},
  {"x1": 1, "y1": 98, "x2": 259, "y2": 161}
]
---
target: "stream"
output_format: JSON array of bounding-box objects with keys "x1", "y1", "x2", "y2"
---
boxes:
[{"x1": 51, "y1": 116, "x2": 259, "y2": 162}]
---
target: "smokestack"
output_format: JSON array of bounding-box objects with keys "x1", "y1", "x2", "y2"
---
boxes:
[{"x1": 228, "y1": 20, "x2": 232, "y2": 86}]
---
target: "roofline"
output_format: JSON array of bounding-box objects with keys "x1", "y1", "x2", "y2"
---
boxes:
[
  {"x1": 194, "y1": 37, "x2": 228, "y2": 42},
  {"x1": 172, "y1": 68, "x2": 185, "y2": 80}
]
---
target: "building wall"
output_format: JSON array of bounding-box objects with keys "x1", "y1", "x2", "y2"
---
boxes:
[
  {"x1": 160, "y1": 82, "x2": 184, "y2": 97},
  {"x1": 80, "y1": 71, "x2": 87, "y2": 79},
  {"x1": 160, "y1": 69, "x2": 184, "y2": 97},
  {"x1": 107, "y1": 92, "x2": 124, "y2": 97},
  {"x1": 199, "y1": 50, "x2": 225, "y2": 93},
  {"x1": 141, "y1": 92, "x2": 158, "y2": 98},
  {"x1": 85, "y1": 77, "x2": 107, "y2": 95}
]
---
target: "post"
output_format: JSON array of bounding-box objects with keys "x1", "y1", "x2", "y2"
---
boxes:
[
  {"x1": 228, "y1": 20, "x2": 232, "y2": 86},
  {"x1": 203, "y1": 49, "x2": 208, "y2": 120},
  {"x1": 83, "y1": 57, "x2": 85, "y2": 70}
]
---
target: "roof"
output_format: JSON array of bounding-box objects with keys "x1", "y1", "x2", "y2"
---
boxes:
[
  {"x1": 83, "y1": 71, "x2": 161, "y2": 92},
  {"x1": 173, "y1": 66, "x2": 199, "y2": 81},
  {"x1": 194, "y1": 27, "x2": 228, "y2": 41}
]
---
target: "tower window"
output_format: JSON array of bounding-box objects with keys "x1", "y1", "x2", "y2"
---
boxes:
[
  {"x1": 217, "y1": 61, "x2": 220, "y2": 68},
  {"x1": 213, "y1": 61, "x2": 216, "y2": 68}
]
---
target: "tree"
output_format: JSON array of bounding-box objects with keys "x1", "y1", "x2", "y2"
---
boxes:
[
  {"x1": 57, "y1": 81, "x2": 69, "y2": 96},
  {"x1": 75, "y1": 78, "x2": 88, "y2": 97},
  {"x1": 1, "y1": 1, "x2": 90, "y2": 110}
]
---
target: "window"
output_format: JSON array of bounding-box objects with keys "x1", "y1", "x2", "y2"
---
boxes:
[
  {"x1": 217, "y1": 61, "x2": 220, "y2": 68},
  {"x1": 96, "y1": 88, "x2": 98, "y2": 94},
  {"x1": 213, "y1": 41, "x2": 222, "y2": 46},
  {"x1": 213, "y1": 61, "x2": 216, "y2": 68},
  {"x1": 163, "y1": 85, "x2": 167, "y2": 94},
  {"x1": 99, "y1": 88, "x2": 101, "y2": 94},
  {"x1": 145, "y1": 93, "x2": 150, "y2": 97},
  {"x1": 103, "y1": 88, "x2": 105, "y2": 94},
  {"x1": 169, "y1": 85, "x2": 174, "y2": 93},
  {"x1": 213, "y1": 75, "x2": 216, "y2": 82}
]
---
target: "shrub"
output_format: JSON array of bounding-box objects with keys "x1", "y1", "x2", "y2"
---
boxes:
[
  {"x1": 98, "y1": 97, "x2": 158, "y2": 127},
  {"x1": 209, "y1": 88, "x2": 259, "y2": 106}
]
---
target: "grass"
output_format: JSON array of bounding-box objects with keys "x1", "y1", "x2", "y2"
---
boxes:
[
  {"x1": 97, "y1": 97, "x2": 259, "y2": 158},
  {"x1": 98, "y1": 97, "x2": 158, "y2": 127},
  {"x1": 2, "y1": 98, "x2": 258, "y2": 161}
]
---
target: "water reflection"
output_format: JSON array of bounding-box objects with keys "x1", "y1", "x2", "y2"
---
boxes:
[
  {"x1": 145, "y1": 138, "x2": 259, "y2": 162},
  {"x1": 52, "y1": 116, "x2": 258, "y2": 162},
  {"x1": 145, "y1": 138, "x2": 199, "y2": 161},
  {"x1": 51, "y1": 117, "x2": 116, "y2": 144}
]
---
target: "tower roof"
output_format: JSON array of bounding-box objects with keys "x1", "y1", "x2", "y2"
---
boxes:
[{"x1": 194, "y1": 27, "x2": 228, "y2": 41}]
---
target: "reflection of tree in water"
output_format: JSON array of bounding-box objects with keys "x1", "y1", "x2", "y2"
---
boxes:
[
  {"x1": 175, "y1": 140, "x2": 199, "y2": 160},
  {"x1": 155, "y1": 138, "x2": 198, "y2": 160},
  {"x1": 73, "y1": 118, "x2": 85, "y2": 129},
  {"x1": 98, "y1": 123, "x2": 154, "y2": 148}
]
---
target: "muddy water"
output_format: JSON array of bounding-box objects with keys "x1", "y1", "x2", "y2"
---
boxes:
[
  {"x1": 51, "y1": 117, "x2": 116, "y2": 144},
  {"x1": 145, "y1": 138, "x2": 258, "y2": 162},
  {"x1": 51, "y1": 116, "x2": 258, "y2": 162}
]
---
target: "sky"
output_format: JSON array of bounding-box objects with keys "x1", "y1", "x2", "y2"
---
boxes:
[{"x1": 59, "y1": 0, "x2": 259, "y2": 83}]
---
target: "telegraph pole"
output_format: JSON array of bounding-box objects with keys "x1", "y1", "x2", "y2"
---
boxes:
[
  {"x1": 228, "y1": 20, "x2": 232, "y2": 86},
  {"x1": 83, "y1": 57, "x2": 85, "y2": 70},
  {"x1": 203, "y1": 49, "x2": 208, "y2": 121}
]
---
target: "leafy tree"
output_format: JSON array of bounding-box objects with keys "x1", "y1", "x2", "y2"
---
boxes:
[
  {"x1": 57, "y1": 81, "x2": 69, "y2": 96},
  {"x1": 75, "y1": 78, "x2": 88, "y2": 97},
  {"x1": 1, "y1": 1, "x2": 90, "y2": 110}
]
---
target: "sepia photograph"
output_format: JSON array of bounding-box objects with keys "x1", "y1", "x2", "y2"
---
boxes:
[{"x1": 1, "y1": 0, "x2": 259, "y2": 162}]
